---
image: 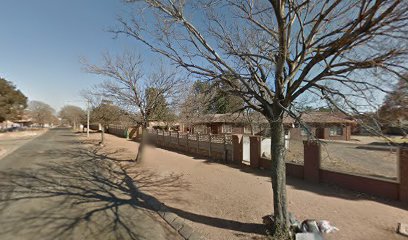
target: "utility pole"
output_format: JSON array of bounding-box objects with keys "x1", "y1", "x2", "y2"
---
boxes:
[{"x1": 87, "y1": 99, "x2": 90, "y2": 138}]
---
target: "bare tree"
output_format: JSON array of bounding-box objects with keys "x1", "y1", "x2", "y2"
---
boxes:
[
  {"x1": 83, "y1": 52, "x2": 183, "y2": 162},
  {"x1": 58, "y1": 105, "x2": 86, "y2": 131},
  {"x1": 81, "y1": 91, "x2": 123, "y2": 145},
  {"x1": 92, "y1": 100, "x2": 123, "y2": 145},
  {"x1": 115, "y1": 0, "x2": 408, "y2": 234},
  {"x1": 378, "y1": 74, "x2": 408, "y2": 137},
  {"x1": 27, "y1": 101, "x2": 56, "y2": 127},
  {"x1": 179, "y1": 81, "x2": 216, "y2": 130}
]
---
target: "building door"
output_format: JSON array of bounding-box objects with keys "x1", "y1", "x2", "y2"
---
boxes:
[
  {"x1": 210, "y1": 124, "x2": 218, "y2": 134},
  {"x1": 316, "y1": 128, "x2": 325, "y2": 139}
]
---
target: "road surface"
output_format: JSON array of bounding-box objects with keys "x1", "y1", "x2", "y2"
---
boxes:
[
  {"x1": 0, "y1": 131, "x2": 44, "y2": 160},
  {"x1": 0, "y1": 128, "x2": 181, "y2": 240}
]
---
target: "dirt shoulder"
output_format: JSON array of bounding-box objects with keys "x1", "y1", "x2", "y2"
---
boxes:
[
  {"x1": 84, "y1": 132, "x2": 408, "y2": 240},
  {"x1": 0, "y1": 129, "x2": 48, "y2": 159}
]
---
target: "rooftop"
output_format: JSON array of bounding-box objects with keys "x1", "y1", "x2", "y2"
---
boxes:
[{"x1": 190, "y1": 111, "x2": 356, "y2": 125}]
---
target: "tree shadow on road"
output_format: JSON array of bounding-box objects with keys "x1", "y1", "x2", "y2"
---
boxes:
[{"x1": 0, "y1": 147, "x2": 187, "y2": 240}]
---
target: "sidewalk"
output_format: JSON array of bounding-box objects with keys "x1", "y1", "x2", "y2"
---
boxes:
[{"x1": 89, "y1": 132, "x2": 408, "y2": 240}]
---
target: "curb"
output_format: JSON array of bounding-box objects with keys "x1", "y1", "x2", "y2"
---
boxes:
[{"x1": 110, "y1": 161, "x2": 202, "y2": 240}]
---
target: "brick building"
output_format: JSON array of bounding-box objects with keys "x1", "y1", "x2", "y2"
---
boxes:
[{"x1": 181, "y1": 111, "x2": 355, "y2": 141}]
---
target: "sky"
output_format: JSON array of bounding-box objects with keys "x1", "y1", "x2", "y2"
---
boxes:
[
  {"x1": 0, "y1": 1, "x2": 393, "y2": 114},
  {"x1": 0, "y1": 0, "x2": 154, "y2": 111}
]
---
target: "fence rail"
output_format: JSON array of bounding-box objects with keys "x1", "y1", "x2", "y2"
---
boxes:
[{"x1": 147, "y1": 130, "x2": 233, "y2": 162}]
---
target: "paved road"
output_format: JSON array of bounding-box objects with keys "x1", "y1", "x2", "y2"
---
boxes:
[{"x1": 0, "y1": 128, "x2": 180, "y2": 240}]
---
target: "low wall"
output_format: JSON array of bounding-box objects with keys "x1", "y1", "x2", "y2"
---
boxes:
[
  {"x1": 107, "y1": 125, "x2": 127, "y2": 138},
  {"x1": 252, "y1": 137, "x2": 407, "y2": 202},
  {"x1": 89, "y1": 124, "x2": 100, "y2": 131},
  {"x1": 260, "y1": 158, "x2": 304, "y2": 179},
  {"x1": 100, "y1": 125, "x2": 408, "y2": 203},
  {"x1": 286, "y1": 163, "x2": 304, "y2": 179},
  {"x1": 151, "y1": 131, "x2": 233, "y2": 163}
]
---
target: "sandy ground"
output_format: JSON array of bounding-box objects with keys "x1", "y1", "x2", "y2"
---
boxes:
[
  {"x1": 83, "y1": 132, "x2": 408, "y2": 240},
  {"x1": 285, "y1": 139, "x2": 398, "y2": 180},
  {"x1": 349, "y1": 135, "x2": 408, "y2": 144}
]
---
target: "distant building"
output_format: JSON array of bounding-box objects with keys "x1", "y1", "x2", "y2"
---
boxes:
[{"x1": 180, "y1": 111, "x2": 355, "y2": 141}]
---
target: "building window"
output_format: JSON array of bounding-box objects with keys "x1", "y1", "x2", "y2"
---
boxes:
[
  {"x1": 329, "y1": 126, "x2": 343, "y2": 136},
  {"x1": 222, "y1": 124, "x2": 232, "y2": 133}
]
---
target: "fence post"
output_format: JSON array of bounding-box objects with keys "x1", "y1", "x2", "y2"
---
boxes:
[
  {"x1": 155, "y1": 129, "x2": 159, "y2": 145},
  {"x1": 399, "y1": 144, "x2": 408, "y2": 202},
  {"x1": 186, "y1": 133, "x2": 189, "y2": 152},
  {"x1": 177, "y1": 132, "x2": 180, "y2": 149},
  {"x1": 197, "y1": 133, "x2": 200, "y2": 153},
  {"x1": 223, "y1": 134, "x2": 227, "y2": 163},
  {"x1": 163, "y1": 130, "x2": 166, "y2": 146},
  {"x1": 208, "y1": 134, "x2": 212, "y2": 158},
  {"x1": 303, "y1": 140, "x2": 321, "y2": 183},
  {"x1": 249, "y1": 136, "x2": 261, "y2": 168},
  {"x1": 232, "y1": 134, "x2": 243, "y2": 165}
]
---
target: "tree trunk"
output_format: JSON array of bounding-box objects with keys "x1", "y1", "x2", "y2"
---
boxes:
[
  {"x1": 269, "y1": 118, "x2": 289, "y2": 234},
  {"x1": 135, "y1": 125, "x2": 147, "y2": 162}
]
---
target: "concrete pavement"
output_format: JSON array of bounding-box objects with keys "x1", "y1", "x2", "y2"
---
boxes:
[{"x1": 0, "y1": 128, "x2": 181, "y2": 240}]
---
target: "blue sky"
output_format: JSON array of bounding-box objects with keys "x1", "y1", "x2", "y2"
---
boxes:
[
  {"x1": 0, "y1": 1, "x2": 391, "y2": 113},
  {"x1": 0, "y1": 0, "x2": 154, "y2": 111}
]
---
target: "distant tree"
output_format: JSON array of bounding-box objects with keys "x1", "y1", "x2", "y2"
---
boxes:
[
  {"x1": 146, "y1": 87, "x2": 179, "y2": 129},
  {"x1": 179, "y1": 80, "x2": 245, "y2": 128},
  {"x1": 58, "y1": 105, "x2": 86, "y2": 130},
  {"x1": 0, "y1": 78, "x2": 27, "y2": 122},
  {"x1": 209, "y1": 81, "x2": 244, "y2": 114},
  {"x1": 378, "y1": 74, "x2": 408, "y2": 135},
  {"x1": 179, "y1": 81, "x2": 215, "y2": 129},
  {"x1": 90, "y1": 100, "x2": 122, "y2": 145},
  {"x1": 146, "y1": 87, "x2": 171, "y2": 121},
  {"x1": 190, "y1": 80, "x2": 244, "y2": 114},
  {"x1": 27, "y1": 101, "x2": 55, "y2": 127},
  {"x1": 83, "y1": 52, "x2": 183, "y2": 162}
]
